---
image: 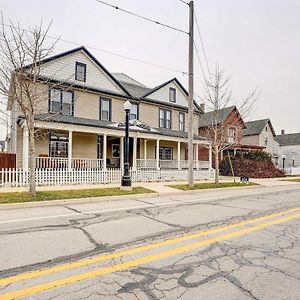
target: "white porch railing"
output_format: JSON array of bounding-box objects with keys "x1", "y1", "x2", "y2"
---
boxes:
[
  {"x1": 36, "y1": 157, "x2": 104, "y2": 169},
  {"x1": 0, "y1": 168, "x2": 215, "y2": 187},
  {"x1": 136, "y1": 159, "x2": 210, "y2": 170}
]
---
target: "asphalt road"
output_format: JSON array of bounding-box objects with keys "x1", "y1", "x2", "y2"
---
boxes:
[{"x1": 0, "y1": 184, "x2": 300, "y2": 300}]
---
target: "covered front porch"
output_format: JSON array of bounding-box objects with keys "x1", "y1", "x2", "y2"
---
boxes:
[{"x1": 19, "y1": 118, "x2": 212, "y2": 172}]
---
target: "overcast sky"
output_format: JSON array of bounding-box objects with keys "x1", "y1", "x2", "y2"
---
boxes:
[{"x1": 0, "y1": 0, "x2": 299, "y2": 140}]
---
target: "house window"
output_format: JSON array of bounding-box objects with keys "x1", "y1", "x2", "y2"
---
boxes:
[
  {"x1": 159, "y1": 147, "x2": 173, "y2": 160},
  {"x1": 159, "y1": 109, "x2": 172, "y2": 129},
  {"x1": 265, "y1": 126, "x2": 268, "y2": 131},
  {"x1": 228, "y1": 127, "x2": 236, "y2": 143},
  {"x1": 100, "y1": 98, "x2": 111, "y2": 121},
  {"x1": 49, "y1": 133, "x2": 68, "y2": 157},
  {"x1": 112, "y1": 144, "x2": 120, "y2": 158},
  {"x1": 75, "y1": 62, "x2": 86, "y2": 82},
  {"x1": 49, "y1": 88, "x2": 73, "y2": 116},
  {"x1": 129, "y1": 103, "x2": 138, "y2": 120},
  {"x1": 179, "y1": 112, "x2": 185, "y2": 131},
  {"x1": 169, "y1": 88, "x2": 176, "y2": 103},
  {"x1": 265, "y1": 137, "x2": 268, "y2": 146}
]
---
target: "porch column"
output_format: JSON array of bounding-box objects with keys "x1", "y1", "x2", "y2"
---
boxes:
[
  {"x1": 177, "y1": 141, "x2": 181, "y2": 170},
  {"x1": 103, "y1": 134, "x2": 107, "y2": 171},
  {"x1": 156, "y1": 139, "x2": 160, "y2": 170},
  {"x1": 120, "y1": 136, "x2": 124, "y2": 170},
  {"x1": 144, "y1": 139, "x2": 147, "y2": 159},
  {"x1": 68, "y1": 131, "x2": 73, "y2": 170},
  {"x1": 196, "y1": 143, "x2": 200, "y2": 170},
  {"x1": 132, "y1": 136, "x2": 137, "y2": 170},
  {"x1": 209, "y1": 144, "x2": 212, "y2": 169},
  {"x1": 22, "y1": 125, "x2": 29, "y2": 170}
]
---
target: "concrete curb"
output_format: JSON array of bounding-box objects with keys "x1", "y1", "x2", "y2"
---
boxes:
[{"x1": 0, "y1": 192, "x2": 159, "y2": 211}]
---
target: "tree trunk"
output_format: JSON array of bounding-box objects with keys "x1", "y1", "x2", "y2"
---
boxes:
[
  {"x1": 28, "y1": 127, "x2": 36, "y2": 195},
  {"x1": 214, "y1": 144, "x2": 219, "y2": 184}
]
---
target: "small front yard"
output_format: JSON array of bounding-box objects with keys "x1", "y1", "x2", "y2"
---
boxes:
[
  {"x1": 169, "y1": 181, "x2": 257, "y2": 191},
  {"x1": 282, "y1": 178, "x2": 300, "y2": 183},
  {"x1": 0, "y1": 187, "x2": 154, "y2": 204}
]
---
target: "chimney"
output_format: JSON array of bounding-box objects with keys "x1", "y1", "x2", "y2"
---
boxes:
[
  {"x1": 200, "y1": 103, "x2": 205, "y2": 113},
  {"x1": 281, "y1": 129, "x2": 285, "y2": 135}
]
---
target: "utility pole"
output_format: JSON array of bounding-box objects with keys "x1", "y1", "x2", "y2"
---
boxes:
[{"x1": 188, "y1": 0, "x2": 194, "y2": 187}]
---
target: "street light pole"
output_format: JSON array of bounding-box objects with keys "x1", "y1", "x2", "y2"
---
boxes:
[{"x1": 121, "y1": 100, "x2": 132, "y2": 190}]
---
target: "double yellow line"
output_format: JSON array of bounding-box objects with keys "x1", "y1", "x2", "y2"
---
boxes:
[{"x1": 0, "y1": 207, "x2": 299, "y2": 299}]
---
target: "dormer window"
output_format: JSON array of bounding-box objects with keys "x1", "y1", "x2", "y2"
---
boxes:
[
  {"x1": 75, "y1": 62, "x2": 86, "y2": 82},
  {"x1": 169, "y1": 87, "x2": 176, "y2": 103}
]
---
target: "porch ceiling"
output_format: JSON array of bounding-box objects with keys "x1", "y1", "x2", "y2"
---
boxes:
[{"x1": 27, "y1": 114, "x2": 210, "y2": 144}]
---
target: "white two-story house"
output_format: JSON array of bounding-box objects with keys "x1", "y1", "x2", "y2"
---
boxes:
[{"x1": 7, "y1": 46, "x2": 211, "y2": 173}]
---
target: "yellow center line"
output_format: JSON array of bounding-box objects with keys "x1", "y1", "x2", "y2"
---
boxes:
[
  {"x1": 1, "y1": 211, "x2": 299, "y2": 300},
  {"x1": 0, "y1": 207, "x2": 299, "y2": 286}
]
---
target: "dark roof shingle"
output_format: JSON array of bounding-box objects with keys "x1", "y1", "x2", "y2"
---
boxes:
[
  {"x1": 243, "y1": 119, "x2": 275, "y2": 136},
  {"x1": 198, "y1": 106, "x2": 236, "y2": 127},
  {"x1": 275, "y1": 133, "x2": 300, "y2": 146}
]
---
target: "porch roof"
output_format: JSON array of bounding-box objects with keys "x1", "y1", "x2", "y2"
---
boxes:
[{"x1": 29, "y1": 114, "x2": 208, "y2": 141}]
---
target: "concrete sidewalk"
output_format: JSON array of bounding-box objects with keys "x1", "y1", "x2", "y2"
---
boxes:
[{"x1": 0, "y1": 177, "x2": 299, "y2": 195}]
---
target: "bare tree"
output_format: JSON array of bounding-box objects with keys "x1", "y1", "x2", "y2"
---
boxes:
[
  {"x1": 0, "y1": 18, "x2": 59, "y2": 195},
  {"x1": 200, "y1": 65, "x2": 259, "y2": 184}
]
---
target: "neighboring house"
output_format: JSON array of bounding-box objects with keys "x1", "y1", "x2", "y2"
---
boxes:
[
  {"x1": 241, "y1": 118, "x2": 280, "y2": 164},
  {"x1": 275, "y1": 131, "x2": 300, "y2": 169},
  {"x1": 7, "y1": 46, "x2": 211, "y2": 171},
  {"x1": 197, "y1": 106, "x2": 263, "y2": 163}
]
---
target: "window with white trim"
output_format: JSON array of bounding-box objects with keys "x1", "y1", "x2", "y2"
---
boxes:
[
  {"x1": 169, "y1": 88, "x2": 176, "y2": 103},
  {"x1": 49, "y1": 89, "x2": 73, "y2": 116},
  {"x1": 228, "y1": 127, "x2": 236, "y2": 143},
  {"x1": 49, "y1": 133, "x2": 68, "y2": 157},
  {"x1": 129, "y1": 103, "x2": 138, "y2": 120},
  {"x1": 179, "y1": 112, "x2": 185, "y2": 131},
  {"x1": 75, "y1": 62, "x2": 86, "y2": 82},
  {"x1": 159, "y1": 147, "x2": 173, "y2": 160},
  {"x1": 100, "y1": 98, "x2": 111, "y2": 121},
  {"x1": 159, "y1": 109, "x2": 171, "y2": 129}
]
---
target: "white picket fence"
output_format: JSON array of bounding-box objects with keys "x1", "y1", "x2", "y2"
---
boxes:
[{"x1": 0, "y1": 168, "x2": 215, "y2": 187}]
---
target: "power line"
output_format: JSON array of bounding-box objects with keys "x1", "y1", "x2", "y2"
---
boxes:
[
  {"x1": 193, "y1": 40, "x2": 207, "y2": 82},
  {"x1": 178, "y1": 0, "x2": 189, "y2": 5},
  {"x1": 194, "y1": 12, "x2": 211, "y2": 80},
  {"x1": 0, "y1": 22, "x2": 187, "y2": 75},
  {"x1": 95, "y1": 0, "x2": 189, "y2": 35}
]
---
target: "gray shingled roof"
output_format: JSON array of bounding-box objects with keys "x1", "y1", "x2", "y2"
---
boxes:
[
  {"x1": 275, "y1": 132, "x2": 300, "y2": 146},
  {"x1": 198, "y1": 106, "x2": 236, "y2": 127},
  {"x1": 31, "y1": 114, "x2": 206, "y2": 141},
  {"x1": 243, "y1": 119, "x2": 275, "y2": 136},
  {"x1": 112, "y1": 73, "x2": 146, "y2": 87},
  {"x1": 118, "y1": 81, "x2": 152, "y2": 99}
]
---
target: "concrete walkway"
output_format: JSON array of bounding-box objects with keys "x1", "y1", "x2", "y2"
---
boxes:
[{"x1": 0, "y1": 177, "x2": 299, "y2": 195}]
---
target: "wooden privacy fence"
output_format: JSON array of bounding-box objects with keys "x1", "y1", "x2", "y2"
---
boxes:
[
  {"x1": 0, "y1": 168, "x2": 215, "y2": 187},
  {"x1": 0, "y1": 153, "x2": 16, "y2": 169}
]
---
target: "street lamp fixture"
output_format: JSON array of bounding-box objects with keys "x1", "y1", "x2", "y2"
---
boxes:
[{"x1": 121, "y1": 100, "x2": 132, "y2": 191}]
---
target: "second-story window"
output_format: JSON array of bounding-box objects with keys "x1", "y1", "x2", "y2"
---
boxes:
[
  {"x1": 228, "y1": 127, "x2": 236, "y2": 143},
  {"x1": 169, "y1": 87, "x2": 176, "y2": 103},
  {"x1": 130, "y1": 103, "x2": 138, "y2": 120},
  {"x1": 75, "y1": 62, "x2": 86, "y2": 82},
  {"x1": 159, "y1": 109, "x2": 171, "y2": 129},
  {"x1": 179, "y1": 112, "x2": 185, "y2": 131},
  {"x1": 100, "y1": 98, "x2": 111, "y2": 121},
  {"x1": 49, "y1": 88, "x2": 73, "y2": 116}
]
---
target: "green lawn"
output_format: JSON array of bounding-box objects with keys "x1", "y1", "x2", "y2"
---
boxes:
[
  {"x1": 168, "y1": 181, "x2": 257, "y2": 191},
  {"x1": 0, "y1": 187, "x2": 154, "y2": 204},
  {"x1": 282, "y1": 178, "x2": 300, "y2": 183}
]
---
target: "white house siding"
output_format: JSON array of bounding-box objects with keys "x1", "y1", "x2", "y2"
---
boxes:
[
  {"x1": 258, "y1": 123, "x2": 278, "y2": 156},
  {"x1": 39, "y1": 50, "x2": 125, "y2": 95},
  {"x1": 279, "y1": 145, "x2": 300, "y2": 168},
  {"x1": 145, "y1": 81, "x2": 188, "y2": 107},
  {"x1": 241, "y1": 135, "x2": 259, "y2": 146}
]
